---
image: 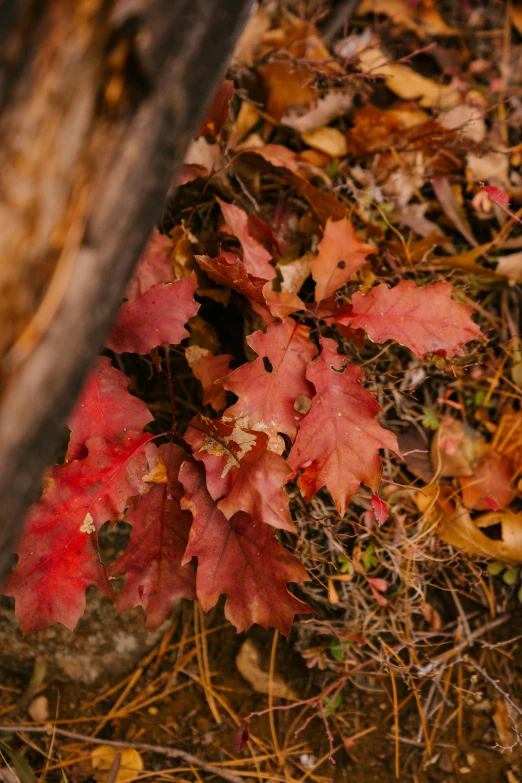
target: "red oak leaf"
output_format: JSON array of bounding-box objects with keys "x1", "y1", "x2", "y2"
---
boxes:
[
  {"x1": 312, "y1": 217, "x2": 376, "y2": 303},
  {"x1": 4, "y1": 433, "x2": 151, "y2": 633},
  {"x1": 222, "y1": 319, "x2": 316, "y2": 439},
  {"x1": 482, "y1": 184, "x2": 510, "y2": 206},
  {"x1": 217, "y1": 197, "x2": 274, "y2": 280},
  {"x1": 338, "y1": 281, "x2": 483, "y2": 359},
  {"x1": 262, "y1": 284, "x2": 306, "y2": 321},
  {"x1": 195, "y1": 253, "x2": 304, "y2": 321},
  {"x1": 371, "y1": 493, "x2": 388, "y2": 525},
  {"x1": 185, "y1": 345, "x2": 232, "y2": 413},
  {"x1": 107, "y1": 275, "x2": 199, "y2": 354},
  {"x1": 196, "y1": 251, "x2": 267, "y2": 306},
  {"x1": 108, "y1": 443, "x2": 196, "y2": 629},
  {"x1": 459, "y1": 451, "x2": 515, "y2": 511},
  {"x1": 67, "y1": 357, "x2": 153, "y2": 462},
  {"x1": 198, "y1": 79, "x2": 234, "y2": 138},
  {"x1": 180, "y1": 460, "x2": 312, "y2": 634},
  {"x1": 125, "y1": 229, "x2": 174, "y2": 302},
  {"x1": 288, "y1": 338, "x2": 399, "y2": 515},
  {"x1": 184, "y1": 415, "x2": 295, "y2": 532},
  {"x1": 234, "y1": 721, "x2": 250, "y2": 753}
]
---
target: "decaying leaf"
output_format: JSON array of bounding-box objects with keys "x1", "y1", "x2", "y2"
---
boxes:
[
  {"x1": 431, "y1": 417, "x2": 488, "y2": 478},
  {"x1": 185, "y1": 415, "x2": 295, "y2": 531},
  {"x1": 91, "y1": 746, "x2": 143, "y2": 783},
  {"x1": 459, "y1": 451, "x2": 516, "y2": 511}
]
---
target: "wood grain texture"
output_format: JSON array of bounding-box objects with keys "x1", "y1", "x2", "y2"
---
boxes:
[{"x1": 0, "y1": 0, "x2": 253, "y2": 582}]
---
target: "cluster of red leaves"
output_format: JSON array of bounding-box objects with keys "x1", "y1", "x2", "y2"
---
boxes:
[{"x1": 2, "y1": 107, "x2": 484, "y2": 640}]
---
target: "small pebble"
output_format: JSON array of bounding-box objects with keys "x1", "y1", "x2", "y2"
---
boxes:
[{"x1": 28, "y1": 695, "x2": 49, "y2": 723}]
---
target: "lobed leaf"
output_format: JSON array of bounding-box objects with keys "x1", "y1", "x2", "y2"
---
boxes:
[
  {"x1": 288, "y1": 338, "x2": 399, "y2": 515},
  {"x1": 312, "y1": 217, "x2": 375, "y2": 303},
  {"x1": 4, "y1": 433, "x2": 151, "y2": 633},
  {"x1": 338, "y1": 280, "x2": 483, "y2": 358},
  {"x1": 217, "y1": 197, "x2": 274, "y2": 280},
  {"x1": 184, "y1": 415, "x2": 295, "y2": 532},
  {"x1": 67, "y1": 356, "x2": 153, "y2": 462},
  {"x1": 107, "y1": 275, "x2": 199, "y2": 354},
  {"x1": 108, "y1": 443, "x2": 196, "y2": 630},
  {"x1": 223, "y1": 319, "x2": 316, "y2": 439},
  {"x1": 180, "y1": 460, "x2": 312, "y2": 634}
]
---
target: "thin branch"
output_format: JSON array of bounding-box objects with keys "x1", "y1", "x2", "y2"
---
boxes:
[{"x1": 0, "y1": 725, "x2": 245, "y2": 783}]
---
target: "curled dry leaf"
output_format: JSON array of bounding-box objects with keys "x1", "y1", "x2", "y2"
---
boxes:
[
  {"x1": 357, "y1": 0, "x2": 459, "y2": 37},
  {"x1": 234, "y1": 721, "x2": 250, "y2": 753},
  {"x1": 236, "y1": 638, "x2": 298, "y2": 699},
  {"x1": 301, "y1": 126, "x2": 348, "y2": 158},
  {"x1": 418, "y1": 486, "x2": 522, "y2": 564},
  {"x1": 198, "y1": 79, "x2": 234, "y2": 138},
  {"x1": 358, "y1": 47, "x2": 456, "y2": 108},
  {"x1": 284, "y1": 91, "x2": 353, "y2": 133},
  {"x1": 459, "y1": 451, "x2": 516, "y2": 511},
  {"x1": 430, "y1": 417, "x2": 488, "y2": 478}
]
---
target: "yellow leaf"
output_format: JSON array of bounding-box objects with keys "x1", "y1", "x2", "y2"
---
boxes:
[
  {"x1": 359, "y1": 47, "x2": 456, "y2": 108},
  {"x1": 301, "y1": 127, "x2": 348, "y2": 158},
  {"x1": 91, "y1": 746, "x2": 144, "y2": 783}
]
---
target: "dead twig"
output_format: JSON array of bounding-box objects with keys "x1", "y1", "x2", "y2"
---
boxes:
[{"x1": 0, "y1": 725, "x2": 245, "y2": 783}]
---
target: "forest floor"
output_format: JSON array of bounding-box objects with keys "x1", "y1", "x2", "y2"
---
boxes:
[{"x1": 2, "y1": 0, "x2": 522, "y2": 781}]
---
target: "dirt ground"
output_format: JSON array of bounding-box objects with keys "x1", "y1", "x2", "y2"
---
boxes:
[{"x1": 1, "y1": 588, "x2": 522, "y2": 783}]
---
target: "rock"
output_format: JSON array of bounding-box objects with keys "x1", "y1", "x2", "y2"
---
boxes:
[
  {"x1": 0, "y1": 589, "x2": 166, "y2": 684},
  {"x1": 28, "y1": 695, "x2": 49, "y2": 722}
]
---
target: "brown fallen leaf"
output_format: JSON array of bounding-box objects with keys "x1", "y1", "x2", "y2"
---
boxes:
[
  {"x1": 418, "y1": 486, "x2": 522, "y2": 563},
  {"x1": 459, "y1": 451, "x2": 516, "y2": 511},
  {"x1": 430, "y1": 417, "x2": 488, "y2": 478},
  {"x1": 236, "y1": 638, "x2": 298, "y2": 700},
  {"x1": 358, "y1": 47, "x2": 456, "y2": 108},
  {"x1": 432, "y1": 176, "x2": 477, "y2": 247},
  {"x1": 301, "y1": 127, "x2": 348, "y2": 158},
  {"x1": 91, "y1": 746, "x2": 143, "y2": 783},
  {"x1": 357, "y1": 0, "x2": 459, "y2": 38}
]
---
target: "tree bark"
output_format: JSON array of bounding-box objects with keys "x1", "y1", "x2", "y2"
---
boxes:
[{"x1": 0, "y1": 0, "x2": 253, "y2": 582}]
